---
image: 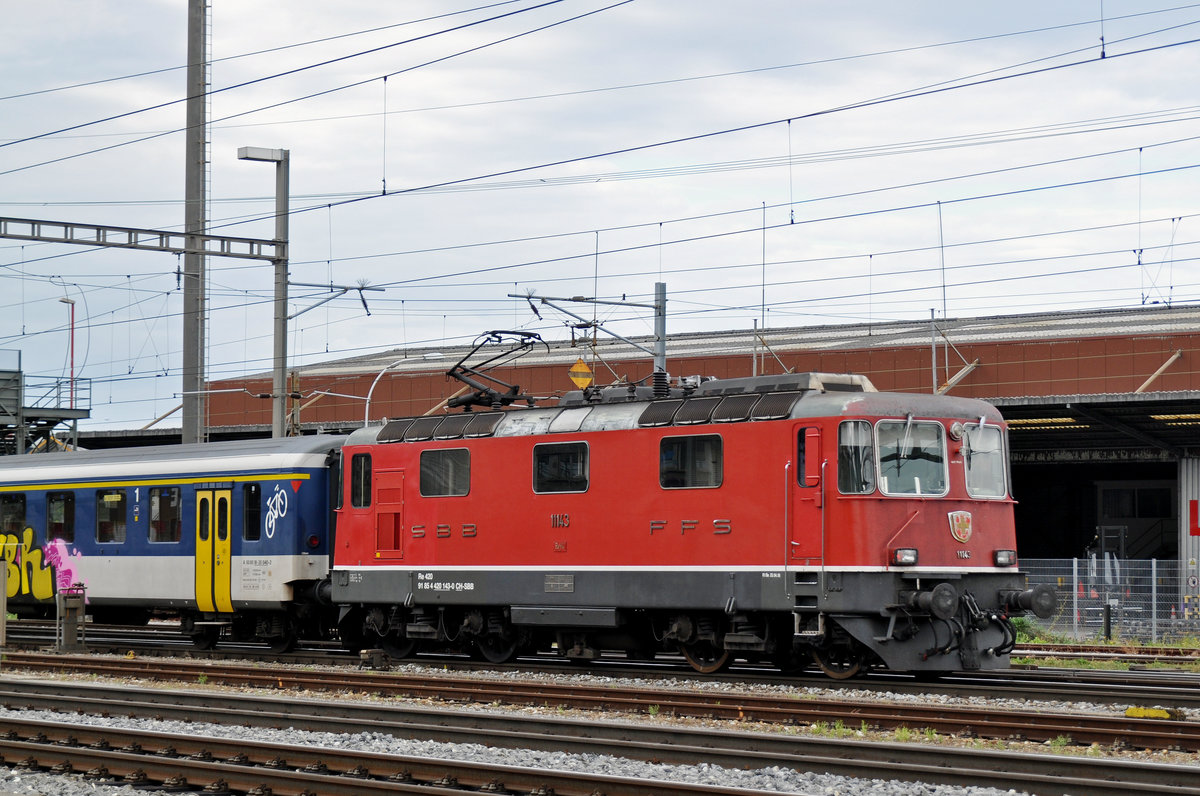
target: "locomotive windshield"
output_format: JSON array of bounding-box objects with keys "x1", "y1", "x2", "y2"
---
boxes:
[
  {"x1": 876, "y1": 419, "x2": 947, "y2": 496},
  {"x1": 963, "y1": 423, "x2": 1007, "y2": 498}
]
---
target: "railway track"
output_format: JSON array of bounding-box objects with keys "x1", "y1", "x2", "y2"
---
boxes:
[
  {"x1": 0, "y1": 676, "x2": 1197, "y2": 796},
  {"x1": 4, "y1": 651, "x2": 1199, "y2": 753},
  {"x1": 9, "y1": 620, "x2": 1200, "y2": 711},
  {"x1": 1018, "y1": 641, "x2": 1200, "y2": 664},
  {"x1": 0, "y1": 709, "x2": 749, "y2": 795}
]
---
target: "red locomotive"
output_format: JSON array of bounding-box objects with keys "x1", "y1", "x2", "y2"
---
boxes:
[{"x1": 332, "y1": 338, "x2": 1053, "y2": 678}]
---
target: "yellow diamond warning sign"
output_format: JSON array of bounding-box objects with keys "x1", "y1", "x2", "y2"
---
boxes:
[{"x1": 568, "y1": 358, "x2": 593, "y2": 389}]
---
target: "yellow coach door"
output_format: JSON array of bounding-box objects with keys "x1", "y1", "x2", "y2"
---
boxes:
[{"x1": 195, "y1": 489, "x2": 234, "y2": 613}]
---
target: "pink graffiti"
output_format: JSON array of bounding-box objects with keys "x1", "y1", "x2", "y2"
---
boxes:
[{"x1": 43, "y1": 538, "x2": 85, "y2": 595}]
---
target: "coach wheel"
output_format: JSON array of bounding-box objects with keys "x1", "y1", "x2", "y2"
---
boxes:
[
  {"x1": 268, "y1": 631, "x2": 297, "y2": 654},
  {"x1": 190, "y1": 626, "x2": 220, "y2": 651},
  {"x1": 681, "y1": 640, "x2": 731, "y2": 674},
  {"x1": 476, "y1": 633, "x2": 519, "y2": 664},
  {"x1": 811, "y1": 644, "x2": 864, "y2": 680}
]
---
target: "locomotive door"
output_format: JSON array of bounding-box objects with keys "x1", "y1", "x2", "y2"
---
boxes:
[
  {"x1": 374, "y1": 469, "x2": 405, "y2": 559},
  {"x1": 789, "y1": 425, "x2": 824, "y2": 559},
  {"x1": 195, "y1": 489, "x2": 234, "y2": 613}
]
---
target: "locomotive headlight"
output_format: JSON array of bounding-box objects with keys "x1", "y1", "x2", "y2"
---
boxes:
[
  {"x1": 948, "y1": 421, "x2": 965, "y2": 440},
  {"x1": 307, "y1": 534, "x2": 321, "y2": 549},
  {"x1": 891, "y1": 547, "x2": 918, "y2": 566},
  {"x1": 993, "y1": 549, "x2": 1017, "y2": 567}
]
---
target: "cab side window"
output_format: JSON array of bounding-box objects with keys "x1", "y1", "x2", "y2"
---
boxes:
[
  {"x1": 837, "y1": 420, "x2": 875, "y2": 494},
  {"x1": 350, "y1": 453, "x2": 372, "y2": 507},
  {"x1": 660, "y1": 435, "x2": 723, "y2": 488},
  {"x1": 421, "y1": 449, "x2": 470, "y2": 496},
  {"x1": 534, "y1": 442, "x2": 588, "y2": 493}
]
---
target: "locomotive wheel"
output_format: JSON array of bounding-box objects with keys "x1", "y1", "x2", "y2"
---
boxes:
[
  {"x1": 811, "y1": 645, "x2": 865, "y2": 680},
  {"x1": 681, "y1": 640, "x2": 731, "y2": 674},
  {"x1": 476, "y1": 633, "x2": 519, "y2": 664},
  {"x1": 772, "y1": 645, "x2": 806, "y2": 675},
  {"x1": 380, "y1": 633, "x2": 416, "y2": 659}
]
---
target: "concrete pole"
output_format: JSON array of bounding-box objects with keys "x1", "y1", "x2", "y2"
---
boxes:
[
  {"x1": 653, "y1": 281, "x2": 667, "y2": 375},
  {"x1": 182, "y1": 0, "x2": 208, "y2": 444}
]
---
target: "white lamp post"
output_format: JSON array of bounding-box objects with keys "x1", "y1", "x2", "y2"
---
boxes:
[{"x1": 237, "y1": 146, "x2": 290, "y2": 438}]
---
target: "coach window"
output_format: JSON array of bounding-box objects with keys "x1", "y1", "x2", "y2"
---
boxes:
[
  {"x1": 660, "y1": 435, "x2": 722, "y2": 488},
  {"x1": 0, "y1": 494, "x2": 25, "y2": 534},
  {"x1": 534, "y1": 442, "x2": 588, "y2": 494},
  {"x1": 47, "y1": 492, "x2": 75, "y2": 543},
  {"x1": 96, "y1": 489, "x2": 127, "y2": 543},
  {"x1": 421, "y1": 449, "x2": 470, "y2": 496},
  {"x1": 217, "y1": 495, "x2": 230, "y2": 542},
  {"x1": 877, "y1": 418, "x2": 947, "y2": 496},
  {"x1": 837, "y1": 420, "x2": 875, "y2": 494},
  {"x1": 350, "y1": 453, "x2": 372, "y2": 508},
  {"x1": 148, "y1": 487, "x2": 181, "y2": 543},
  {"x1": 963, "y1": 423, "x2": 1006, "y2": 498},
  {"x1": 244, "y1": 483, "x2": 262, "y2": 541}
]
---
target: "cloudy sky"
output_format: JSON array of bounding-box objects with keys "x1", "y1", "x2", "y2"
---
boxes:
[{"x1": 3, "y1": 1, "x2": 1199, "y2": 429}]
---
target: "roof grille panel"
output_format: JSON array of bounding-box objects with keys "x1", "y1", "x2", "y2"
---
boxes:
[
  {"x1": 433, "y1": 414, "x2": 474, "y2": 439},
  {"x1": 674, "y1": 396, "x2": 722, "y2": 425},
  {"x1": 403, "y1": 416, "x2": 443, "y2": 441},
  {"x1": 464, "y1": 412, "x2": 504, "y2": 437},
  {"x1": 376, "y1": 419, "x2": 414, "y2": 443},
  {"x1": 751, "y1": 390, "x2": 803, "y2": 420},
  {"x1": 711, "y1": 393, "x2": 760, "y2": 423},
  {"x1": 638, "y1": 399, "x2": 684, "y2": 427}
]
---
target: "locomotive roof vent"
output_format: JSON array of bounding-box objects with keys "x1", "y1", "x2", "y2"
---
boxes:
[
  {"x1": 558, "y1": 384, "x2": 681, "y2": 408},
  {"x1": 694, "y1": 372, "x2": 876, "y2": 396},
  {"x1": 374, "y1": 411, "x2": 505, "y2": 443},
  {"x1": 636, "y1": 390, "x2": 808, "y2": 427}
]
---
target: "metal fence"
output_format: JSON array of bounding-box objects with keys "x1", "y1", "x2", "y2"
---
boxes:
[{"x1": 1021, "y1": 558, "x2": 1200, "y2": 644}]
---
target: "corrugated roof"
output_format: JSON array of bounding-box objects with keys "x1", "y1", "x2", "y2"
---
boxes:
[{"x1": 263, "y1": 304, "x2": 1200, "y2": 381}]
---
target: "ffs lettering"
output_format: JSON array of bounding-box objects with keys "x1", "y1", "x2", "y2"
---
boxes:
[{"x1": 649, "y1": 519, "x2": 732, "y2": 535}]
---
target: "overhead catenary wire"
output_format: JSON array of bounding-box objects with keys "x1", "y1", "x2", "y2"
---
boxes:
[
  {"x1": 0, "y1": 0, "x2": 533, "y2": 103},
  {"x1": 5, "y1": 7, "x2": 1200, "y2": 428},
  {"x1": 0, "y1": 0, "x2": 635, "y2": 178}
]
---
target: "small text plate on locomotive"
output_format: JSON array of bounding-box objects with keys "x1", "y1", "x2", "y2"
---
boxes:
[{"x1": 544, "y1": 574, "x2": 575, "y2": 593}]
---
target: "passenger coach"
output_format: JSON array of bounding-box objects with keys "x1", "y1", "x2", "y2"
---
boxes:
[{"x1": 0, "y1": 436, "x2": 342, "y2": 651}]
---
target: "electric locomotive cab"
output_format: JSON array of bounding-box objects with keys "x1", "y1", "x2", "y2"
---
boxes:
[{"x1": 792, "y1": 393, "x2": 1055, "y2": 677}]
